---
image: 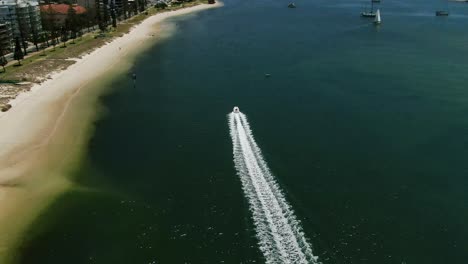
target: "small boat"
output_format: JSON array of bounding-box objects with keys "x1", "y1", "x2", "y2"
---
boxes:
[
  {"x1": 288, "y1": 3, "x2": 296, "y2": 8},
  {"x1": 436, "y1": 10, "x2": 449, "y2": 16},
  {"x1": 361, "y1": 0, "x2": 376, "y2": 17},
  {"x1": 361, "y1": 11, "x2": 376, "y2": 17},
  {"x1": 374, "y1": 9, "x2": 381, "y2": 24},
  {"x1": 436, "y1": 0, "x2": 450, "y2": 16},
  {"x1": 371, "y1": 0, "x2": 381, "y2": 2},
  {"x1": 233, "y1": 106, "x2": 240, "y2": 113}
]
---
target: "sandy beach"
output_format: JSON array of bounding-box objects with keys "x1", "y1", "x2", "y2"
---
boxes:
[{"x1": 0, "y1": 2, "x2": 222, "y2": 262}]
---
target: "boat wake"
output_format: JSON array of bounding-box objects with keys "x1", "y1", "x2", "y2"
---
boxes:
[{"x1": 228, "y1": 111, "x2": 321, "y2": 264}]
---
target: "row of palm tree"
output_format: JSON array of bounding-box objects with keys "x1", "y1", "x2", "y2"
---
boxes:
[{"x1": 0, "y1": 0, "x2": 150, "y2": 70}]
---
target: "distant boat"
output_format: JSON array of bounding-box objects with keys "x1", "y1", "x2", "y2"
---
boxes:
[
  {"x1": 374, "y1": 9, "x2": 381, "y2": 24},
  {"x1": 372, "y1": 0, "x2": 381, "y2": 2},
  {"x1": 233, "y1": 106, "x2": 240, "y2": 113},
  {"x1": 436, "y1": 10, "x2": 449, "y2": 16},
  {"x1": 436, "y1": 0, "x2": 450, "y2": 16},
  {"x1": 361, "y1": 11, "x2": 376, "y2": 18},
  {"x1": 288, "y1": 3, "x2": 296, "y2": 8},
  {"x1": 361, "y1": 0, "x2": 376, "y2": 17}
]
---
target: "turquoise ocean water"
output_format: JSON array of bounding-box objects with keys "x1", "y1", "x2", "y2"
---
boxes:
[{"x1": 16, "y1": 0, "x2": 468, "y2": 263}]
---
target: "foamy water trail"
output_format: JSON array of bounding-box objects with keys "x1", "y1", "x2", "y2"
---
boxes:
[{"x1": 228, "y1": 111, "x2": 321, "y2": 264}]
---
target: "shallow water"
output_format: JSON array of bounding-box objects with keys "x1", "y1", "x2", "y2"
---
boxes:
[{"x1": 16, "y1": 0, "x2": 468, "y2": 263}]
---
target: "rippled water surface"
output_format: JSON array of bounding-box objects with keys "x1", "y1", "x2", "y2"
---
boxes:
[{"x1": 17, "y1": 0, "x2": 468, "y2": 263}]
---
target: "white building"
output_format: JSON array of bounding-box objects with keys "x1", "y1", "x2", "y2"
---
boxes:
[
  {"x1": 0, "y1": 22, "x2": 12, "y2": 52},
  {"x1": 0, "y1": 0, "x2": 42, "y2": 50}
]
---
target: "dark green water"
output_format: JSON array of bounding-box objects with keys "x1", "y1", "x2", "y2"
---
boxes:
[{"x1": 16, "y1": 0, "x2": 468, "y2": 263}]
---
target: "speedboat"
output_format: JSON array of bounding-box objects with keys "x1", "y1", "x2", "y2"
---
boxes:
[{"x1": 233, "y1": 106, "x2": 240, "y2": 113}]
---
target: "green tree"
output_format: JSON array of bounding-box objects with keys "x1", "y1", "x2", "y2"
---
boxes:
[
  {"x1": 138, "y1": 0, "x2": 144, "y2": 13},
  {"x1": 16, "y1": 12, "x2": 29, "y2": 55},
  {"x1": 135, "y1": 0, "x2": 139, "y2": 14},
  {"x1": 28, "y1": 4, "x2": 40, "y2": 51},
  {"x1": 155, "y1": 2, "x2": 168, "y2": 9},
  {"x1": 0, "y1": 49, "x2": 7, "y2": 72},
  {"x1": 13, "y1": 37, "x2": 24, "y2": 65},
  {"x1": 122, "y1": 0, "x2": 128, "y2": 19},
  {"x1": 82, "y1": 8, "x2": 94, "y2": 32},
  {"x1": 96, "y1": 0, "x2": 106, "y2": 31},
  {"x1": 66, "y1": 5, "x2": 79, "y2": 43},
  {"x1": 50, "y1": 36, "x2": 57, "y2": 51},
  {"x1": 110, "y1": 2, "x2": 117, "y2": 28},
  {"x1": 60, "y1": 26, "x2": 68, "y2": 47},
  {"x1": 102, "y1": 0, "x2": 110, "y2": 27},
  {"x1": 39, "y1": 33, "x2": 48, "y2": 55},
  {"x1": 40, "y1": 5, "x2": 55, "y2": 46},
  {"x1": 83, "y1": 0, "x2": 98, "y2": 31}
]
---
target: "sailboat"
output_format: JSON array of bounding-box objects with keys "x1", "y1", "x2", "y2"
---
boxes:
[
  {"x1": 374, "y1": 9, "x2": 381, "y2": 24},
  {"x1": 361, "y1": 0, "x2": 376, "y2": 17}
]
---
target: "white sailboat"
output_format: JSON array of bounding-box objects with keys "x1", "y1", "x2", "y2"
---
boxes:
[{"x1": 374, "y1": 9, "x2": 381, "y2": 24}]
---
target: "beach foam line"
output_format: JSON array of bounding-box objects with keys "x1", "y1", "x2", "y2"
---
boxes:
[{"x1": 228, "y1": 111, "x2": 320, "y2": 264}]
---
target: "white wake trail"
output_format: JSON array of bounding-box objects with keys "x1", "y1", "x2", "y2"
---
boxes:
[{"x1": 228, "y1": 112, "x2": 321, "y2": 264}]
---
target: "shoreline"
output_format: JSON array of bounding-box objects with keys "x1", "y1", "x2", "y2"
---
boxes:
[{"x1": 0, "y1": 2, "x2": 222, "y2": 262}]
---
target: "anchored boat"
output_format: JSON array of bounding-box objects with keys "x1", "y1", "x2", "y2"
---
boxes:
[
  {"x1": 436, "y1": 0, "x2": 450, "y2": 16},
  {"x1": 436, "y1": 10, "x2": 449, "y2": 16},
  {"x1": 361, "y1": 0, "x2": 376, "y2": 17}
]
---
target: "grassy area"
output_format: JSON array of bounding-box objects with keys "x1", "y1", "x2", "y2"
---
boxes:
[{"x1": 0, "y1": 0, "x2": 208, "y2": 84}]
